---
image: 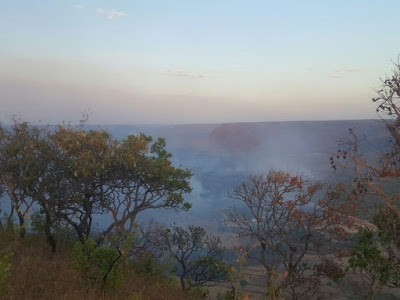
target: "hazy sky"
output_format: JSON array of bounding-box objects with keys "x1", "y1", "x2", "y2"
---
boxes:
[{"x1": 1, "y1": 0, "x2": 400, "y2": 124}]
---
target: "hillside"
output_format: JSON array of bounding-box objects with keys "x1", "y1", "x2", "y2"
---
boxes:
[
  {"x1": 1, "y1": 118, "x2": 399, "y2": 300},
  {"x1": 0, "y1": 230, "x2": 197, "y2": 300}
]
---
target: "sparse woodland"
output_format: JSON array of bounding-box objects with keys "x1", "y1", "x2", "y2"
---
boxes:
[{"x1": 0, "y1": 62, "x2": 400, "y2": 300}]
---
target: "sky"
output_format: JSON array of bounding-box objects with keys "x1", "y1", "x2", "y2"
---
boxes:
[{"x1": 1, "y1": 0, "x2": 400, "y2": 124}]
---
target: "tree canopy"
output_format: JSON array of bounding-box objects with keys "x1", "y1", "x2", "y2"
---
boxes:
[{"x1": 0, "y1": 120, "x2": 193, "y2": 250}]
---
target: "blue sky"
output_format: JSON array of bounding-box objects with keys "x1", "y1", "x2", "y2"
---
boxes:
[{"x1": 1, "y1": 0, "x2": 400, "y2": 124}]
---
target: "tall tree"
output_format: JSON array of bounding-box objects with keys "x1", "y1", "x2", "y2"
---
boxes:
[
  {"x1": 333, "y1": 59, "x2": 400, "y2": 215},
  {"x1": 332, "y1": 57, "x2": 400, "y2": 293},
  {"x1": 0, "y1": 121, "x2": 42, "y2": 237},
  {"x1": 46, "y1": 126, "x2": 118, "y2": 242},
  {"x1": 0, "y1": 120, "x2": 193, "y2": 250},
  {"x1": 98, "y1": 135, "x2": 192, "y2": 243}
]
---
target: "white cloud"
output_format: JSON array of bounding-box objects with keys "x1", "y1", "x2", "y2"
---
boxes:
[
  {"x1": 97, "y1": 8, "x2": 127, "y2": 20},
  {"x1": 97, "y1": 8, "x2": 105, "y2": 15},
  {"x1": 107, "y1": 10, "x2": 128, "y2": 20},
  {"x1": 74, "y1": 4, "x2": 84, "y2": 9}
]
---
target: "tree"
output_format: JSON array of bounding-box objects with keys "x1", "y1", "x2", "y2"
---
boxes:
[
  {"x1": 374, "y1": 207, "x2": 400, "y2": 267},
  {"x1": 44, "y1": 126, "x2": 121, "y2": 243},
  {"x1": 333, "y1": 58, "x2": 400, "y2": 216},
  {"x1": 72, "y1": 237, "x2": 123, "y2": 290},
  {"x1": 226, "y1": 170, "x2": 353, "y2": 299},
  {"x1": 0, "y1": 119, "x2": 193, "y2": 251},
  {"x1": 157, "y1": 225, "x2": 227, "y2": 292},
  {"x1": 332, "y1": 57, "x2": 400, "y2": 291},
  {"x1": 98, "y1": 135, "x2": 192, "y2": 243},
  {"x1": 347, "y1": 227, "x2": 397, "y2": 299},
  {"x1": 45, "y1": 125, "x2": 192, "y2": 244},
  {"x1": 0, "y1": 121, "x2": 42, "y2": 238},
  {"x1": 345, "y1": 207, "x2": 400, "y2": 300}
]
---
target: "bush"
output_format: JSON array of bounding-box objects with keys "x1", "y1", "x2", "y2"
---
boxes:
[
  {"x1": 72, "y1": 238, "x2": 122, "y2": 290},
  {"x1": 0, "y1": 248, "x2": 13, "y2": 292},
  {"x1": 188, "y1": 286, "x2": 209, "y2": 299},
  {"x1": 130, "y1": 253, "x2": 180, "y2": 289}
]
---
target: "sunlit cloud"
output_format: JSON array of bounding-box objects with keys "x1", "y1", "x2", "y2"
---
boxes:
[
  {"x1": 164, "y1": 69, "x2": 205, "y2": 79},
  {"x1": 97, "y1": 8, "x2": 127, "y2": 20}
]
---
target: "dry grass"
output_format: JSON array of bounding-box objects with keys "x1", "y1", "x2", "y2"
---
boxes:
[{"x1": 0, "y1": 231, "x2": 193, "y2": 300}]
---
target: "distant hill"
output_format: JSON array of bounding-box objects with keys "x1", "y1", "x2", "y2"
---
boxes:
[{"x1": 206, "y1": 123, "x2": 260, "y2": 152}]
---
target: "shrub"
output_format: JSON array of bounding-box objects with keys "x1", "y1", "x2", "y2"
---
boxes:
[
  {"x1": 72, "y1": 238, "x2": 122, "y2": 290},
  {"x1": 0, "y1": 248, "x2": 14, "y2": 292}
]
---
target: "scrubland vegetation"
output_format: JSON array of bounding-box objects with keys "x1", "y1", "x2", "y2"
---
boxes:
[
  {"x1": 0, "y1": 229, "x2": 196, "y2": 299},
  {"x1": 1, "y1": 62, "x2": 400, "y2": 299}
]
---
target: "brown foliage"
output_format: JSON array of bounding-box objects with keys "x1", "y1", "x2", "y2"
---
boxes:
[
  {"x1": 332, "y1": 59, "x2": 400, "y2": 217},
  {"x1": 226, "y1": 170, "x2": 354, "y2": 299}
]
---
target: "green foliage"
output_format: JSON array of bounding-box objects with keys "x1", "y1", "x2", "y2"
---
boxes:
[
  {"x1": 347, "y1": 228, "x2": 397, "y2": 298},
  {"x1": 188, "y1": 286, "x2": 209, "y2": 299},
  {"x1": 30, "y1": 211, "x2": 46, "y2": 234},
  {"x1": 131, "y1": 253, "x2": 169, "y2": 279},
  {"x1": 373, "y1": 207, "x2": 400, "y2": 286},
  {"x1": 0, "y1": 120, "x2": 41, "y2": 238},
  {"x1": 31, "y1": 211, "x2": 75, "y2": 246},
  {"x1": 72, "y1": 238, "x2": 122, "y2": 289},
  {"x1": 348, "y1": 228, "x2": 395, "y2": 284},
  {"x1": 374, "y1": 207, "x2": 400, "y2": 248},
  {"x1": 0, "y1": 248, "x2": 14, "y2": 292},
  {"x1": 127, "y1": 253, "x2": 181, "y2": 293},
  {"x1": 0, "y1": 119, "x2": 193, "y2": 248}
]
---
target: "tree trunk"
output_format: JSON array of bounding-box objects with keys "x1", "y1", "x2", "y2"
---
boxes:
[
  {"x1": 180, "y1": 276, "x2": 187, "y2": 291},
  {"x1": 7, "y1": 205, "x2": 14, "y2": 228},
  {"x1": 17, "y1": 213, "x2": 26, "y2": 238},
  {"x1": 44, "y1": 210, "x2": 57, "y2": 252}
]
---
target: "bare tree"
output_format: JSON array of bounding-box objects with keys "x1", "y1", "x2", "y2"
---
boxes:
[
  {"x1": 157, "y1": 225, "x2": 227, "y2": 292},
  {"x1": 333, "y1": 58, "x2": 400, "y2": 216},
  {"x1": 332, "y1": 57, "x2": 400, "y2": 293},
  {"x1": 226, "y1": 170, "x2": 353, "y2": 299}
]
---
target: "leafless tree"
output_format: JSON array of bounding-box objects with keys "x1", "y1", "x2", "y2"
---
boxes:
[
  {"x1": 333, "y1": 58, "x2": 400, "y2": 216},
  {"x1": 156, "y1": 225, "x2": 227, "y2": 292},
  {"x1": 332, "y1": 58, "x2": 400, "y2": 293},
  {"x1": 226, "y1": 170, "x2": 353, "y2": 299}
]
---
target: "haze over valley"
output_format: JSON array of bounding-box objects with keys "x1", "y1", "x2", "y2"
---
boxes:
[
  {"x1": 2, "y1": 1, "x2": 400, "y2": 299},
  {"x1": 97, "y1": 119, "x2": 386, "y2": 227}
]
